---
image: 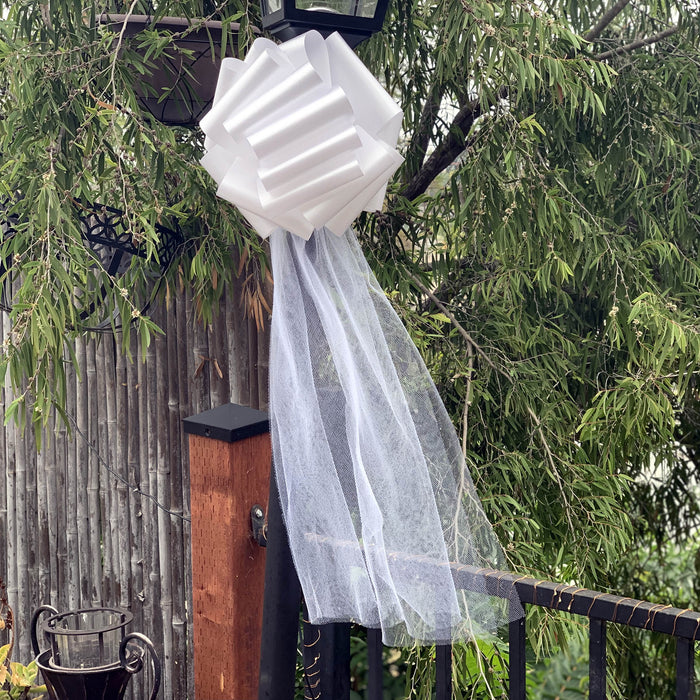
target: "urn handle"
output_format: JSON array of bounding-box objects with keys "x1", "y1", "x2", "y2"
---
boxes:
[
  {"x1": 30, "y1": 605, "x2": 59, "y2": 657},
  {"x1": 119, "y1": 632, "x2": 161, "y2": 700}
]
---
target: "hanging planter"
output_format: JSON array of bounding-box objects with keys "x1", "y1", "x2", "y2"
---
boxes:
[
  {"x1": 100, "y1": 14, "x2": 242, "y2": 127},
  {"x1": 0, "y1": 199, "x2": 183, "y2": 331}
]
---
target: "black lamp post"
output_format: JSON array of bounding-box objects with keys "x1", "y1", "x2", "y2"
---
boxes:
[
  {"x1": 260, "y1": 0, "x2": 390, "y2": 47},
  {"x1": 74, "y1": 201, "x2": 183, "y2": 330},
  {"x1": 250, "y1": 2, "x2": 393, "y2": 697}
]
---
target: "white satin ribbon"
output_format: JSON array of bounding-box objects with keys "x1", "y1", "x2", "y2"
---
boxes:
[{"x1": 200, "y1": 31, "x2": 403, "y2": 240}]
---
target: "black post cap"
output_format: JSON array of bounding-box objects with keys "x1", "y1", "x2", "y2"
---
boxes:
[{"x1": 183, "y1": 403, "x2": 270, "y2": 443}]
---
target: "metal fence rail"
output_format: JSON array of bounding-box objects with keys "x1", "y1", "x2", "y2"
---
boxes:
[
  {"x1": 257, "y1": 492, "x2": 700, "y2": 700},
  {"x1": 458, "y1": 565, "x2": 700, "y2": 700}
]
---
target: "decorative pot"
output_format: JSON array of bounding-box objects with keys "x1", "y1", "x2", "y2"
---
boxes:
[
  {"x1": 31, "y1": 605, "x2": 161, "y2": 700},
  {"x1": 101, "y1": 14, "x2": 241, "y2": 126}
]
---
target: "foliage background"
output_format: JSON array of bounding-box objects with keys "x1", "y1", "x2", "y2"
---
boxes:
[{"x1": 1, "y1": 0, "x2": 700, "y2": 697}]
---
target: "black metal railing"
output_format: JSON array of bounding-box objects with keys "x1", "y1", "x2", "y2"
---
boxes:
[
  {"x1": 255, "y1": 483, "x2": 699, "y2": 699},
  {"x1": 459, "y1": 566, "x2": 699, "y2": 700}
]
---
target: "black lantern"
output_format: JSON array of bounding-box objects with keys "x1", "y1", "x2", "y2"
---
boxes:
[
  {"x1": 31, "y1": 605, "x2": 161, "y2": 700},
  {"x1": 260, "y1": 0, "x2": 391, "y2": 47},
  {"x1": 38, "y1": 607, "x2": 132, "y2": 669},
  {"x1": 79, "y1": 202, "x2": 182, "y2": 280},
  {"x1": 77, "y1": 201, "x2": 183, "y2": 330}
]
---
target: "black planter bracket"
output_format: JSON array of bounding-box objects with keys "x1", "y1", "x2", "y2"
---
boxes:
[{"x1": 251, "y1": 504, "x2": 268, "y2": 547}]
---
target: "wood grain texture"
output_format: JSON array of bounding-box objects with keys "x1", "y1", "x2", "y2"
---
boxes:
[{"x1": 190, "y1": 431, "x2": 271, "y2": 700}]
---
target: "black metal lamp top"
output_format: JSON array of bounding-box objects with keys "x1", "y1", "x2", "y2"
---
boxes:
[{"x1": 260, "y1": 0, "x2": 390, "y2": 47}]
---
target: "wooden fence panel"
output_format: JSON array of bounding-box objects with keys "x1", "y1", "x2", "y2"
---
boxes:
[{"x1": 0, "y1": 285, "x2": 270, "y2": 700}]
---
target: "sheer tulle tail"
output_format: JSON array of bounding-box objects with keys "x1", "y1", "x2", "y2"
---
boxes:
[{"x1": 269, "y1": 227, "x2": 523, "y2": 645}]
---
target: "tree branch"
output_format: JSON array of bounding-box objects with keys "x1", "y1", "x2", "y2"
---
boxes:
[
  {"x1": 584, "y1": 0, "x2": 632, "y2": 42},
  {"x1": 402, "y1": 83, "x2": 446, "y2": 181},
  {"x1": 595, "y1": 25, "x2": 679, "y2": 60},
  {"x1": 406, "y1": 270, "x2": 497, "y2": 371},
  {"x1": 402, "y1": 87, "x2": 507, "y2": 202}
]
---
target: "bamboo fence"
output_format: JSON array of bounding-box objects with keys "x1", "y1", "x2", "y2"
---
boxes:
[{"x1": 0, "y1": 269, "x2": 272, "y2": 699}]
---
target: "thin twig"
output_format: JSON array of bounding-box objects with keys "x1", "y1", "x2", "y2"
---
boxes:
[
  {"x1": 526, "y1": 406, "x2": 575, "y2": 534},
  {"x1": 595, "y1": 25, "x2": 679, "y2": 60},
  {"x1": 461, "y1": 347, "x2": 474, "y2": 459},
  {"x1": 407, "y1": 271, "x2": 497, "y2": 371},
  {"x1": 108, "y1": 0, "x2": 140, "y2": 99}
]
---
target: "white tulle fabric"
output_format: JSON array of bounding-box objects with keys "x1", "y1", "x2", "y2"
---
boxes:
[
  {"x1": 200, "y1": 30, "x2": 522, "y2": 645},
  {"x1": 269, "y1": 227, "x2": 520, "y2": 645}
]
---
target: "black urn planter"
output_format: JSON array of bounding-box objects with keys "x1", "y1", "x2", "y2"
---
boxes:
[
  {"x1": 101, "y1": 14, "x2": 241, "y2": 127},
  {"x1": 36, "y1": 650, "x2": 136, "y2": 700},
  {"x1": 31, "y1": 605, "x2": 161, "y2": 700}
]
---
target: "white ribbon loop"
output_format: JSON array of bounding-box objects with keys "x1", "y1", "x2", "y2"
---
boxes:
[{"x1": 200, "y1": 31, "x2": 403, "y2": 240}]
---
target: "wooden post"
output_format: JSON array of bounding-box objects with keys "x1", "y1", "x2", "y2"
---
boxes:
[{"x1": 184, "y1": 403, "x2": 271, "y2": 700}]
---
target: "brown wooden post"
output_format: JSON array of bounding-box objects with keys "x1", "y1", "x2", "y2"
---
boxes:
[{"x1": 184, "y1": 403, "x2": 271, "y2": 700}]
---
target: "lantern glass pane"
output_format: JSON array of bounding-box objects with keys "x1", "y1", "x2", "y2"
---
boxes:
[
  {"x1": 297, "y1": 0, "x2": 379, "y2": 17},
  {"x1": 262, "y1": 0, "x2": 283, "y2": 13}
]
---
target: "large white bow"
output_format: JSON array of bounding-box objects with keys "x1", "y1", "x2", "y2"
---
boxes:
[
  {"x1": 200, "y1": 31, "x2": 403, "y2": 239},
  {"x1": 199, "y1": 31, "x2": 521, "y2": 645}
]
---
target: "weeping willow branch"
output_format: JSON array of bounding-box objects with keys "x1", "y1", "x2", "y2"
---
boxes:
[
  {"x1": 584, "y1": 0, "x2": 632, "y2": 42},
  {"x1": 595, "y1": 25, "x2": 679, "y2": 60}
]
